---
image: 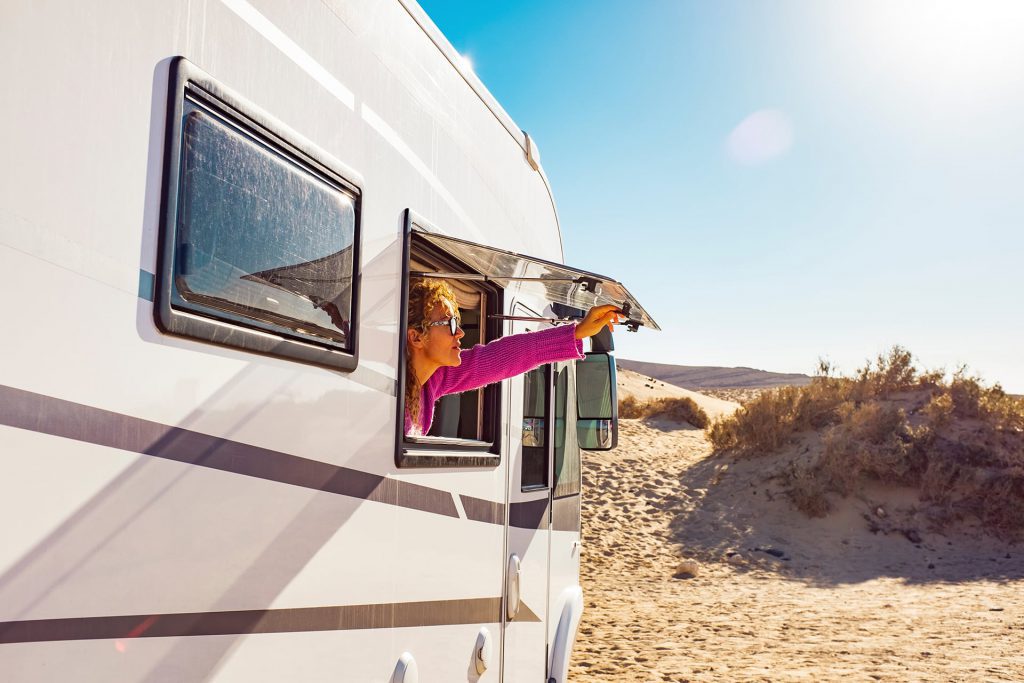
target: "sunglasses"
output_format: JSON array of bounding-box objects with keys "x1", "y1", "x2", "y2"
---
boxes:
[{"x1": 426, "y1": 316, "x2": 461, "y2": 336}]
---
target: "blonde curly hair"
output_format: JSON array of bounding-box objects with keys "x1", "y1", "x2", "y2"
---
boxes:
[{"x1": 405, "y1": 278, "x2": 460, "y2": 427}]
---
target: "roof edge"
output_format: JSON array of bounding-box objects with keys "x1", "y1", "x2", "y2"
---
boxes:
[{"x1": 396, "y1": 0, "x2": 564, "y2": 260}]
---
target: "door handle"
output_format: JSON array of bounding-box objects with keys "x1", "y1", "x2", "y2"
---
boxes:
[{"x1": 506, "y1": 553, "x2": 522, "y2": 621}]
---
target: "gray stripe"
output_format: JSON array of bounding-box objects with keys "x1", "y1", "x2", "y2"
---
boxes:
[
  {"x1": 0, "y1": 384, "x2": 455, "y2": 519},
  {"x1": 509, "y1": 498, "x2": 549, "y2": 530},
  {"x1": 0, "y1": 597, "x2": 540, "y2": 644},
  {"x1": 552, "y1": 494, "x2": 581, "y2": 532},
  {"x1": 460, "y1": 494, "x2": 504, "y2": 525}
]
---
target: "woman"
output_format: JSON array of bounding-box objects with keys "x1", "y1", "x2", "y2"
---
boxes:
[{"x1": 404, "y1": 278, "x2": 623, "y2": 436}]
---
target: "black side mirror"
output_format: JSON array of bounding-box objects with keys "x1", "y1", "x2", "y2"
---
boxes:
[{"x1": 576, "y1": 352, "x2": 617, "y2": 450}]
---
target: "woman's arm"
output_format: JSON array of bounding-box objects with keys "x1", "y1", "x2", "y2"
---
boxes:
[{"x1": 429, "y1": 324, "x2": 584, "y2": 399}]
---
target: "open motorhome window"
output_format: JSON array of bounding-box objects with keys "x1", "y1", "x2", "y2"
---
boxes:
[
  {"x1": 397, "y1": 215, "x2": 503, "y2": 468},
  {"x1": 155, "y1": 58, "x2": 361, "y2": 371}
]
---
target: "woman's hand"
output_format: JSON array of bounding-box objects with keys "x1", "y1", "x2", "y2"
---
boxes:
[{"x1": 574, "y1": 304, "x2": 624, "y2": 340}]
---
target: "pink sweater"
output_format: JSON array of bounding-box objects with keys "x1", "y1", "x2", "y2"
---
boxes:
[{"x1": 405, "y1": 324, "x2": 585, "y2": 436}]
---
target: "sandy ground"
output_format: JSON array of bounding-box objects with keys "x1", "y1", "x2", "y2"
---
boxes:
[{"x1": 570, "y1": 382, "x2": 1024, "y2": 682}]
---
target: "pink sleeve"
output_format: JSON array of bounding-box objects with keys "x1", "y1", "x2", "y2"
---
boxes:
[{"x1": 428, "y1": 324, "x2": 585, "y2": 399}]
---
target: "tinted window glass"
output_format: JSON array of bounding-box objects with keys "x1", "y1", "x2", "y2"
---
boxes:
[
  {"x1": 174, "y1": 104, "x2": 357, "y2": 350},
  {"x1": 521, "y1": 365, "x2": 548, "y2": 489},
  {"x1": 576, "y1": 354, "x2": 614, "y2": 419},
  {"x1": 553, "y1": 363, "x2": 581, "y2": 498}
]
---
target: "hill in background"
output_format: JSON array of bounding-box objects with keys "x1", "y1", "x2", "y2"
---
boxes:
[{"x1": 617, "y1": 359, "x2": 811, "y2": 389}]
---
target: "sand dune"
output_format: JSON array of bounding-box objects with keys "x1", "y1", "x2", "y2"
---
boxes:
[
  {"x1": 618, "y1": 359, "x2": 811, "y2": 390},
  {"x1": 617, "y1": 368, "x2": 739, "y2": 421},
  {"x1": 571, "y1": 389, "x2": 1024, "y2": 681}
]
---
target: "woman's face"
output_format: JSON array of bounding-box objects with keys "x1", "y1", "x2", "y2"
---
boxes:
[{"x1": 417, "y1": 298, "x2": 465, "y2": 368}]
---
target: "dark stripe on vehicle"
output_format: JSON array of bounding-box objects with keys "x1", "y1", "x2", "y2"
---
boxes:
[
  {"x1": 0, "y1": 385, "x2": 456, "y2": 519},
  {"x1": 460, "y1": 494, "x2": 504, "y2": 525},
  {"x1": 508, "y1": 498, "x2": 548, "y2": 529},
  {"x1": 552, "y1": 494, "x2": 581, "y2": 532},
  {"x1": 0, "y1": 597, "x2": 540, "y2": 644}
]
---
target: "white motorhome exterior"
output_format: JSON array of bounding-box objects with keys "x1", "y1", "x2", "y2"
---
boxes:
[{"x1": 0, "y1": 1, "x2": 656, "y2": 681}]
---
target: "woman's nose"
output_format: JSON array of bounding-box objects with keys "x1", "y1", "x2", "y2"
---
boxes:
[{"x1": 455, "y1": 325, "x2": 465, "y2": 339}]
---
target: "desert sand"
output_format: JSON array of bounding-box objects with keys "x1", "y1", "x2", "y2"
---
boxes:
[{"x1": 570, "y1": 371, "x2": 1024, "y2": 681}]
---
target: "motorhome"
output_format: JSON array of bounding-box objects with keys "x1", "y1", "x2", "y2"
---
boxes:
[{"x1": 0, "y1": 1, "x2": 657, "y2": 680}]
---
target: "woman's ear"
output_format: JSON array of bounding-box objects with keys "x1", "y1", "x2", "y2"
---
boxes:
[{"x1": 407, "y1": 327, "x2": 423, "y2": 349}]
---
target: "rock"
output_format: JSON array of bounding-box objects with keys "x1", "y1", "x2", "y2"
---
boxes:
[
  {"x1": 875, "y1": 506, "x2": 887, "y2": 518},
  {"x1": 673, "y1": 559, "x2": 700, "y2": 578},
  {"x1": 727, "y1": 553, "x2": 745, "y2": 566},
  {"x1": 903, "y1": 529, "x2": 923, "y2": 544}
]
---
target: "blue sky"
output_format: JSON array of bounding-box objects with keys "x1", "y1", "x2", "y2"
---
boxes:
[{"x1": 419, "y1": 0, "x2": 1024, "y2": 391}]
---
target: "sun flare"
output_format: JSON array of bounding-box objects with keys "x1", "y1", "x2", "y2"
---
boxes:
[{"x1": 857, "y1": 0, "x2": 1024, "y2": 89}]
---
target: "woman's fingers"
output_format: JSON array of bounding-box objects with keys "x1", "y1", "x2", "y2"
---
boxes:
[{"x1": 575, "y1": 305, "x2": 626, "y2": 339}]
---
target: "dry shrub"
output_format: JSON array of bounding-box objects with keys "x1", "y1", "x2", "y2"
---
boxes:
[
  {"x1": 975, "y1": 469, "x2": 1024, "y2": 536},
  {"x1": 706, "y1": 346, "x2": 1024, "y2": 537},
  {"x1": 782, "y1": 462, "x2": 831, "y2": 517},
  {"x1": 922, "y1": 393, "x2": 954, "y2": 427},
  {"x1": 618, "y1": 395, "x2": 709, "y2": 428},
  {"x1": 854, "y1": 346, "x2": 918, "y2": 399},
  {"x1": 618, "y1": 395, "x2": 645, "y2": 419},
  {"x1": 949, "y1": 370, "x2": 1024, "y2": 430},
  {"x1": 706, "y1": 378, "x2": 851, "y2": 456},
  {"x1": 817, "y1": 403, "x2": 919, "y2": 495}
]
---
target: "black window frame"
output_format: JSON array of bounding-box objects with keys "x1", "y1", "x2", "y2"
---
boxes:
[
  {"x1": 515, "y1": 302, "x2": 552, "y2": 492},
  {"x1": 519, "y1": 361, "x2": 551, "y2": 491},
  {"x1": 396, "y1": 210, "x2": 504, "y2": 468},
  {"x1": 155, "y1": 57, "x2": 362, "y2": 371}
]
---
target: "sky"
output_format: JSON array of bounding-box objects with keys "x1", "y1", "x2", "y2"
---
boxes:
[{"x1": 418, "y1": 0, "x2": 1024, "y2": 392}]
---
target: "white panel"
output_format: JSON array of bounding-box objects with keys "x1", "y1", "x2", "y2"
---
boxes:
[
  {"x1": 0, "y1": 434, "x2": 396, "y2": 621},
  {"x1": 547, "y1": 528, "x2": 582, "y2": 647},
  {"x1": 502, "y1": 525, "x2": 550, "y2": 680},
  {"x1": 0, "y1": 427, "x2": 138, "y2": 577},
  {"x1": 379, "y1": 507, "x2": 504, "y2": 604}
]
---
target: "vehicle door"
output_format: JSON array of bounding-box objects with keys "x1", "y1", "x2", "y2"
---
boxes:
[{"x1": 501, "y1": 303, "x2": 552, "y2": 680}]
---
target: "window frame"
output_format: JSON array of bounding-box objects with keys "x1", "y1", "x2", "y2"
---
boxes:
[
  {"x1": 515, "y1": 302, "x2": 552, "y2": 492},
  {"x1": 155, "y1": 57, "x2": 362, "y2": 371},
  {"x1": 395, "y1": 210, "x2": 504, "y2": 468},
  {"x1": 552, "y1": 360, "x2": 582, "y2": 499}
]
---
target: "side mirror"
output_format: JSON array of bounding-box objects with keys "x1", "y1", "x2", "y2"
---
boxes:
[{"x1": 576, "y1": 352, "x2": 617, "y2": 450}]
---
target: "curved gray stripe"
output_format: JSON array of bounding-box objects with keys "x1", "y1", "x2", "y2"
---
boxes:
[
  {"x1": 0, "y1": 597, "x2": 539, "y2": 644},
  {"x1": 0, "y1": 384, "x2": 453, "y2": 518}
]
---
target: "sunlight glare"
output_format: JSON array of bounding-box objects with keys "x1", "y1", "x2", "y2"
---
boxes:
[
  {"x1": 726, "y1": 110, "x2": 794, "y2": 166},
  {"x1": 860, "y1": 0, "x2": 1024, "y2": 90}
]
